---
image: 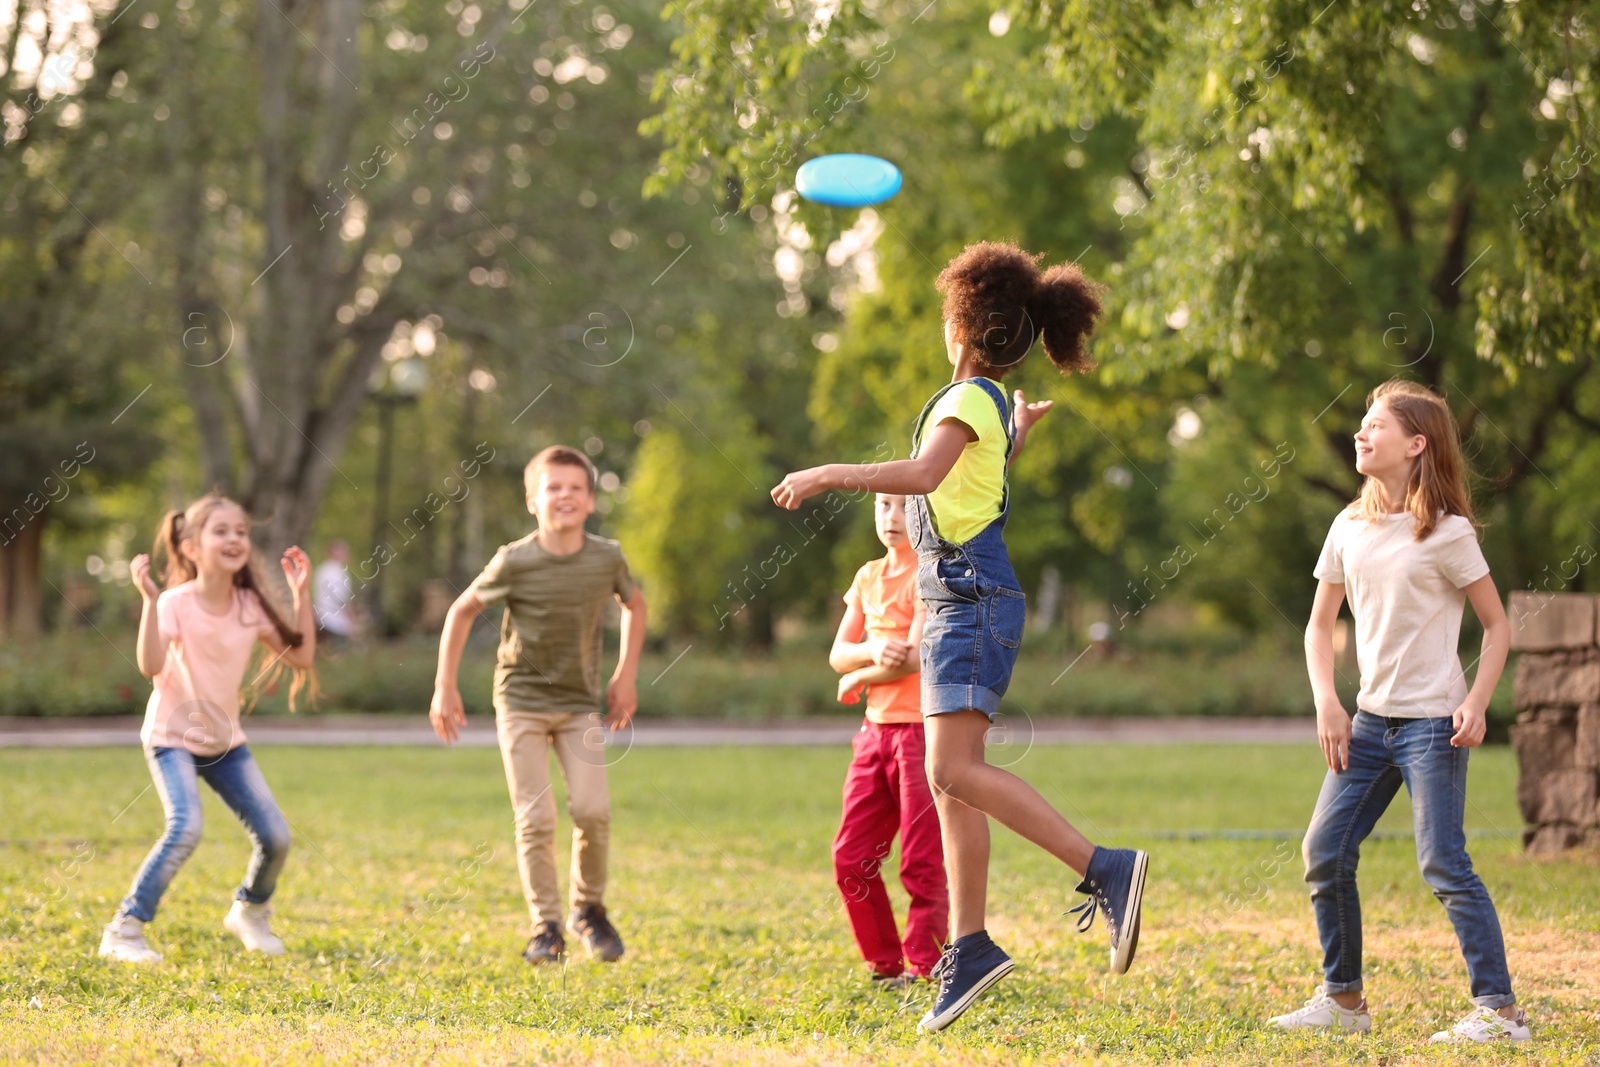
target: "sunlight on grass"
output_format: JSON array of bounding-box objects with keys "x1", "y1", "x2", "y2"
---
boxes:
[{"x1": 2, "y1": 745, "x2": 1596, "y2": 1065}]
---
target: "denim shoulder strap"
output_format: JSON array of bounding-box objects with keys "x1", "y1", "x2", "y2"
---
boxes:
[{"x1": 911, "y1": 378, "x2": 1014, "y2": 458}]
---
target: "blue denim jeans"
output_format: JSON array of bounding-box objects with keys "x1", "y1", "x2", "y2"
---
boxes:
[
  {"x1": 1301, "y1": 712, "x2": 1514, "y2": 1008},
  {"x1": 118, "y1": 745, "x2": 291, "y2": 922}
]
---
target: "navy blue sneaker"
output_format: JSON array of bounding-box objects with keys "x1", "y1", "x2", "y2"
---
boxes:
[
  {"x1": 1068, "y1": 846, "x2": 1148, "y2": 975},
  {"x1": 916, "y1": 931, "x2": 1014, "y2": 1033}
]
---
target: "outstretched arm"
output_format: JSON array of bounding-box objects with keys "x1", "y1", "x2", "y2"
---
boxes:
[{"x1": 772, "y1": 421, "x2": 972, "y2": 510}]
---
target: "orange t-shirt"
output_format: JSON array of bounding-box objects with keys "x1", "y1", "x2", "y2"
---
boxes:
[
  {"x1": 844, "y1": 556, "x2": 922, "y2": 725},
  {"x1": 140, "y1": 583, "x2": 278, "y2": 756}
]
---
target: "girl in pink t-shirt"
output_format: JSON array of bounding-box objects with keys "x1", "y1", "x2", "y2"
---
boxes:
[{"x1": 99, "y1": 495, "x2": 317, "y2": 964}]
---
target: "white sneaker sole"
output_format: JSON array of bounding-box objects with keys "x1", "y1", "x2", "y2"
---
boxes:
[
  {"x1": 224, "y1": 913, "x2": 286, "y2": 956},
  {"x1": 98, "y1": 937, "x2": 161, "y2": 964},
  {"x1": 1110, "y1": 850, "x2": 1147, "y2": 975},
  {"x1": 1430, "y1": 1028, "x2": 1530, "y2": 1043},
  {"x1": 917, "y1": 958, "x2": 1015, "y2": 1033},
  {"x1": 1269, "y1": 1015, "x2": 1372, "y2": 1033}
]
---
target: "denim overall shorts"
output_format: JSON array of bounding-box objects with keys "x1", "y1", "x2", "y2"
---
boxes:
[{"x1": 906, "y1": 376, "x2": 1026, "y2": 720}]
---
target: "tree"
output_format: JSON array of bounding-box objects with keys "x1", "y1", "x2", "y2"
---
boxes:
[
  {"x1": 647, "y1": 0, "x2": 1600, "y2": 630},
  {"x1": 1, "y1": 8, "x2": 160, "y2": 637}
]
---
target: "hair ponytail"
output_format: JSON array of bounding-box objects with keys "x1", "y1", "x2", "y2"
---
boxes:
[
  {"x1": 235, "y1": 553, "x2": 318, "y2": 713},
  {"x1": 153, "y1": 509, "x2": 198, "y2": 588},
  {"x1": 1030, "y1": 263, "x2": 1103, "y2": 375},
  {"x1": 937, "y1": 241, "x2": 1104, "y2": 376}
]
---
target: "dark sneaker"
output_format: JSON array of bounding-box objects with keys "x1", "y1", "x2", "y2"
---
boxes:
[
  {"x1": 916, "y1": 931, "x2": 1014, "y2": 1033},
  {"x1": 567, "y1": 904, "x2": 625, "y2": 962},
  {"x1": 1068, "y1": 846, "x2": 1148, "y2": 975},
  {"x1": 521, "y1": 920, "x2": 565, "y2": 964},
  {"x1": 871, "y1": 971, "x2": 919, "y2": 991}
]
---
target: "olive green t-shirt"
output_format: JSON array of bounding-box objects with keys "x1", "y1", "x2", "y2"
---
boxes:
[{"x1": 469, "y1": 532, "x2": 638, "y2": 714}]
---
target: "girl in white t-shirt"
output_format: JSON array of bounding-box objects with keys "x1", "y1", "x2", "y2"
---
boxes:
[
  {"x1": 98, "y1": 495, "x2": 317, "y2": 964},
  {"x1": 1268, "y1": 380, "x2": 1528, "y2": 1044}
]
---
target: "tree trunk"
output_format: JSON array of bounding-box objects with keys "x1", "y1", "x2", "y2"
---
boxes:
[{"x1": 0, "y1": 518, "x2": 44, "y2": 640}]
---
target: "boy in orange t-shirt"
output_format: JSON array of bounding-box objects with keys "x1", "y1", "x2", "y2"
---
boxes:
[{"x1": 830, "y1": 493, "x2": 948, "y2": 985}]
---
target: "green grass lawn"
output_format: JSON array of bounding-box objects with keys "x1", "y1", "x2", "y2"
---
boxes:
[{"x1": 1, "y1": 744, "x2": 1595, "y2": 1065}]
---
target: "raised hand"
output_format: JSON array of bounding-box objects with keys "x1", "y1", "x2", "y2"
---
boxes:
[
  {"x1": 1013, "y1": 389, "x2": 1054, "y2": 436},
  {"x1": 129, "y1": 553, "x2": 162, "y2": 600},
  {"x1": 280, "y1": 546, "x2": 312, "y2": 598}
]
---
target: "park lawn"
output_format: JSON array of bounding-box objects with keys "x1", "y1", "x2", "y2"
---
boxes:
[{"x1": 1, "y1": 743, "x2": 1596, "y2": 1066}]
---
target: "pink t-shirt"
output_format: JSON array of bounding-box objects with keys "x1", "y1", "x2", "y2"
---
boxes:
[{"x1": 141, "y1": 583, "x2": 278, "y2": 756}]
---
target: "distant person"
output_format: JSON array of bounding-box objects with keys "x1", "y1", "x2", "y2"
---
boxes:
[
  {"x1": 313, "y1": 539, "x2": 359, "y2": 642},
  {"x1": 429, "y1": 446, "x2": 647, "y2": 965},
  {"x1": 1269, "y1": 380, "x2": 1527, "y2": 1044},
  {"x1": 829, "y1": 493, "x2": 946, "y2": 988},
  {"x1": 772, "y1": 242, "x2": 1147, "y2": 1033},
  {"x1": 99, "y1": 494, "x2": 317, "y2": 964}
]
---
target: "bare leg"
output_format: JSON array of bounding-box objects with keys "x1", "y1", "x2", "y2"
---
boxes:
[
  {"x1": 936, "y1": 786, "x2": 990, "y2": 939},
  {"x1": 925, "y1": 711, "x2": 1096, "y2": 935}
]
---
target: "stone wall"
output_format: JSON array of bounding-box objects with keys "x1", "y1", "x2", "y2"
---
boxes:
[{"x1": 1508, "y1": 592, "x2": 1600, "y2": 855}]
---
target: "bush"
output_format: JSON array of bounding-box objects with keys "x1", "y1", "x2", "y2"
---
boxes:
[{"x1": 0, "y1": 627, "x2": 1516, "y2": 730}]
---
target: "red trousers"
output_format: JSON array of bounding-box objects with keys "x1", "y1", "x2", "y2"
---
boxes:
[{"x1": 832, "y1": 720, "x2": 948, "y2": 977}]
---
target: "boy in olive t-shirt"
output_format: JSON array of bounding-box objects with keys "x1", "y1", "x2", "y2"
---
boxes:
[{"x1": 430, "y1": 446, "x2": 647, "y2": 964}]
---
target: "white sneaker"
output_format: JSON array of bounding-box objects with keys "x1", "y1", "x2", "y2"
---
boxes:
[
  {"x1": 1430, "y1": 1006, "x2": 1531, "y2": 1044},
  {"x1": 224, "y1": 900, "x2": 286, "y2": 956},
  {"x1": 98, "y1": 915, "x2": 162, "y2": 964},
  {"x1": 1267, "y1": 991, "x2": 1372, "y2": 1033}
]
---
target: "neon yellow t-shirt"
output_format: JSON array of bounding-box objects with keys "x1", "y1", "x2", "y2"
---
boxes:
[{"x1": 922, "y1": 381, "x2": 1010, "y2": 545}]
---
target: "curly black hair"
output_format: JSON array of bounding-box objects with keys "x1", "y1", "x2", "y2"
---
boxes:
[{"x1": 935, "y1": 242, "x2": 1104, "y2": 375}]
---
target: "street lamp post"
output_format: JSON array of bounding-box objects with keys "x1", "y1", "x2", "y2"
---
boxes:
[{"x1": 367, "y1": 357, "x2": 428, "y2": 634}]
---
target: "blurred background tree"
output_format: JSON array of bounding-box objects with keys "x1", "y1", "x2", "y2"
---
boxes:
[
  {"x1": 648, "y1": 0, "x2": 1600, "y2": 636},
  {"x1": 2, "y1": 0, "x2": 1595, "y2": 716}
]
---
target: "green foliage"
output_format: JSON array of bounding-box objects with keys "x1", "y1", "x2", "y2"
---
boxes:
[
  {"x1": 647, "y1": 0, "x2": 1600, "y2": 635},
  {"x1": 9, "y1": 624, "x2": 1530, "y2": 733}
]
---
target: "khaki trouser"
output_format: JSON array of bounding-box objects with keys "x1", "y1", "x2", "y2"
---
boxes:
[{"x1": 495, "y1": 709, "x2": 610, "y2": 927}]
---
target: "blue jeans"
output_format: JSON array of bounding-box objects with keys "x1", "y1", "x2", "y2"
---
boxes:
[
  {"x1": 118, "y1": 745, "x2": 291, "y2": 922},
  {"x1": 1301, "y1": 712, "x2": 1514, "y2": 1008}
]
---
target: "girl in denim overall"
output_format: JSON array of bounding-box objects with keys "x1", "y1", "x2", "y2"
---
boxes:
[
  {"x1": 1268, "y1": 380, "x2": 1528, "y2": 1045},
  {"x1": 773, "y1": 242, "x2": 1148, "y2": 1032}
]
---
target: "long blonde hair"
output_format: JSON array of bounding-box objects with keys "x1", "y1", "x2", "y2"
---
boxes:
[
  {"x1": 152, "y1": 494, "x2": 318, "y2": 711},
  {"x1": 1352, "y1": 380, "x2": 1476, "y2": 541}
]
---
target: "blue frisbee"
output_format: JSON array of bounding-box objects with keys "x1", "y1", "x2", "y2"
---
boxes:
[{"x1": 795, "y1": 154, "x2": 902, "y2": 208}]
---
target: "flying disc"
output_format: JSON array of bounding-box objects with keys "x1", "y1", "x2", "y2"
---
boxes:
[{"x1": 795, "y1": 154, "x2": 902, "y2": 208}]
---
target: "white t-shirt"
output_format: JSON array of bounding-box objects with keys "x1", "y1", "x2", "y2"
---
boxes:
[
  {"x1": 313, "y1": 559, "x2": 356, "y2": 636},
  {"x1": 1314, "y1": 509, "x2": 1489, "y2": 718}
]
